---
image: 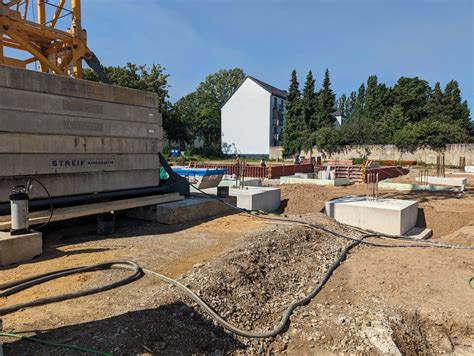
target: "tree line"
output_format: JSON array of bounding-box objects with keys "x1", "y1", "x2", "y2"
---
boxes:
[
  {"x1": 282, "y1": 69, "x2": 473, "y2": 157},
  {"x1": 84, "y1": 64, "x2": 473, "y2": 157}
]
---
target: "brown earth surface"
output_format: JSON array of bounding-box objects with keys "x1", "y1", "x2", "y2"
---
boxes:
[{"x1": 1, "y1": 179, "x2": 473, "y2": 355}]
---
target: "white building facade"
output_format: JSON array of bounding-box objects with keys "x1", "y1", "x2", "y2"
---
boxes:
[{"x1": 221, "y1": 76, "x2": 286, "y2": 156}]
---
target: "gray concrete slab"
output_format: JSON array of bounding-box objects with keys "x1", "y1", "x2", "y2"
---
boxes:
[
  {"x1": 0, "y1": 170, "x2": 160, "y2": 202},
  {"x1": 0, "y1": 230, "x2": 42, "y2": 266},
  {"x1": 0, "y1": 154, "x2": 159, "y2": 176},
  {"x1": 0, "y1": 133, "x2": 161, "y2": 154},
  {"x1": 196, "y1": 186, "x2": 281, "y2": 212},
  {"x1": 325, "y1": 196, "x2": 418, "y2": 235},
  {"x1": 416, "y1": 176, "x2": 467, "y2": 191},
  {"x1": 127, "y1": 196, "x2": 237, "y2": 224},
  {"x1": 0, "y1": 87, "x2": 161, "y2": 124},
  {"x1": 0, "y1": 110, "x2": 162, "y2": 138},
  {"x1": 280, "y1": 176, "x2": 352, "y2": 186},
  {"x1": 0, "y1": 65, "x2": 158, "y2": 108}
]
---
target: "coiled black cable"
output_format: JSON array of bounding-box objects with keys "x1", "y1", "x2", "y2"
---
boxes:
[{"x1": 0, "y1": 261, "x2": 143, "y2": 316}]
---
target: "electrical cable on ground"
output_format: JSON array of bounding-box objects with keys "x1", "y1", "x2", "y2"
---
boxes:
[
  {"x1": 2, "y1": 177, "x2": 473, "y2": 346},
  {"x1": 189, "y1": 183, "x2": 474, "y2": 251},
  {"x1": 469, "y1": 277, "x2": 474, "y2": 290},
  {"x1": 0, "y1": 261, "x2": 143, "y2": 316},
  {"x1": 0, "y1": 332, "x2": 112, "y2": 356}
]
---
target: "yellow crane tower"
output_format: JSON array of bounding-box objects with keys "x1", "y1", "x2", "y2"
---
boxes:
[{"x1": 0, "y1": 0, "x2": 109, "y2": 82}]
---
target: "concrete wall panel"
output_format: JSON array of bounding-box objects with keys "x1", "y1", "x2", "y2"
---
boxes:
[
  {"x1": 0, "y1": 133, "x2": 161, "y2": 154},
  {"x1": 1, "y1": 154, "x2": 159, "y2": 176},
  {"x1": 0, "y1": 87, "x2": 161, "y2": 125},
  {"x1": 0, "y1": 109, "x2": 162, "y2": 139},
  {"x1": 0, "y1": 65, "x2": 158, "y2": 108},
  {"x1": 0, "y1": 170, "x2": 160, "y2": 201}
]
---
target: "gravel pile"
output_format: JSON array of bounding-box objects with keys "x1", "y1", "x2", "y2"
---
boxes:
[{"x1": 171, "y1": 222, "x2": 354, "y2": 352}]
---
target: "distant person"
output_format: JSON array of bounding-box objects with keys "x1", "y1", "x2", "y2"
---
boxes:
[
  {"x1": 259, "y1": 158, "x2": 266, "y2": 167},
  {"x1": 294, "y1": 154, "x2": 301, "y2": 164}
]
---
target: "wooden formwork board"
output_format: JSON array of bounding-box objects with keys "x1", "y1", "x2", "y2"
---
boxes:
[{"x1": 0, "y1": 193, "x2": 184, "y2": 231}]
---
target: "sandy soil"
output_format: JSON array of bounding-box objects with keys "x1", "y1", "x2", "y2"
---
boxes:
[{"x1": 1, "y1": 180, "x2": 473, "y2": 355}]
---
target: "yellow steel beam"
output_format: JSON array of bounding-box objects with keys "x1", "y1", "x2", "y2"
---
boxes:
[
  {"x1": 2, "y1": 38, "x2": 24, "y2": 50},
  {"x1": 49, "y1": 0, "x2": 65, "y2": 28},
  {"x1": 37, "y1": 0, "x2": 46, "y2": 25},
  {"x1": 8, "y1": 18, "x2": 73, "y2": 42},
  {"x1": 5, "y1": 1, "x2": 22, "y2": 7},
  {"x1": 24, "y1": 56, "x2": 38, "y2": 64},
  {"x1": 5, "y1": 29, "x2": 65, "y2": 75}
]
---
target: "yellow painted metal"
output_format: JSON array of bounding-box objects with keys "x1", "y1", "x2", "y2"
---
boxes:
[{"x1": 0, "y1": 0, "x2": 94, "y2": 78}]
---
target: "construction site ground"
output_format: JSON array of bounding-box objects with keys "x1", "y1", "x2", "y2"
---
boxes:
[{"x1": 1, "y1": 170, "x2": 473, "y2": 355}]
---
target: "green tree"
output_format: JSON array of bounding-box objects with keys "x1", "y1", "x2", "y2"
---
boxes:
[
  {"x1": 311, "y1": 126, "x2": 345, "y2": 157},
  {"x1": 352, "y1": 83, "x2": 366, "y2": 118},
  {"x1": 425, "y1": 82, "x2": 444, "y2": 119},
  {"x1": 392, "y1": 76, "x2": 430, "y2": 123},
  {"x1": 302, "y1": 70, "x2": 317, "y2": 130},
  {"x1": 394, "y1": 120, "x2": 468, "y2": 153},
  {"x1": 379, "y1": 105, "x2": 408, "y2": 143},
  {"x1": 364, "y1": 75, "x2": 392, "y2": 121},
  {"x1": 345, "y1": 91, "x2": 357, "y2": 119},
  {"x1": 282, "y1": 70, "x2": 306, "y2": 156},
  {"x1": 337, "y1": 94, "x2": 347, "y2": 115},
  {"x1": 314, "y1": 68, "x2": 336, "y2": 128},
  {"x1": 443, "y1": 80, "x2": 472, "y2": 132}
]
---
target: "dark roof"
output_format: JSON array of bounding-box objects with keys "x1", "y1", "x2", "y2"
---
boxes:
[
  {"x1": 247, "y1": 76, "x2": 287, "y2": 99},
  {"x1": 331, "y1": 110, "x2": 345, "y2": 117}
]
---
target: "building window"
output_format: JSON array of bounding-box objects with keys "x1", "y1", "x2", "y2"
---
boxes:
[{"x1": 273, "y1": 97, "x2": 277, "y2": 108}]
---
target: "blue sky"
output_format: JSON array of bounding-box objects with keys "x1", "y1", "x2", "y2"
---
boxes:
[{"x1": 83, "y1": 0, "x2": 471, "y2": 109}]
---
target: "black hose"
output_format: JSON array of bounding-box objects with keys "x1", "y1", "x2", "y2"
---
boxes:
[
  {"x1": 26, "y1": 177, "x2": 54, "y2": 231},
  {"x1": 0, "y1": 261, "x2": 143, "y2": 316},
  {"x1": 144, "y1": 234, "x2": 373, "y2": 338}
]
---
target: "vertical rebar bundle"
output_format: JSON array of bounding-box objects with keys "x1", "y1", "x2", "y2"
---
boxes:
[
  {"x1": 436, "y1": 154, "x2": 445, "y2": 177},
  {"x1": 459, "y1": 156, "x2": 466, "y2": 172},
  {"x1": 366, "y1": 172, "x2": 379, "y2": 201},
  {"x1": 418, "y1": 169, "x2": 429, "y2": 185}
]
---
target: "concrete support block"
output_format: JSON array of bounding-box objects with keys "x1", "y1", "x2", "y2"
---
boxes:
[
  {"x1": 416, "y1": 176, "x2": 467, "y2": 190},
  {"x1": 0, "y1": 65, "x2": 158, "y2": 108},
  {"x1": 229, "y1": 187, "x2": 281, "y2": 212},
  {"x1": 0, "y1": 110, "x2": 162, "y2": 139},
  {"x1": 195, "y1": 187, "x2": 281, "y2": 212},
  {"x1": 0, "y1": 170, "x2": 160, "y2": 202},
  {"x1": 0, "y1": 87, "x2": 161, "y2": 124},
  {"x1": 0, "y1": 231, "x2": 42, "y2": 266},
  {"x1": 280, "y1": 176, "x2": 352, "y2": 186},
  {"x1": 0, "y1": 153, "x2": 159, "y2": 176},
  {"x1": 127, "y1": 196, "x2": 237, "y2": 224},
  {"x1": 325, "y1": 196, "x2": 418, "y2": 235},
  {"x1": 0, "y1": 133, "x2": 161, "y2": 154}
]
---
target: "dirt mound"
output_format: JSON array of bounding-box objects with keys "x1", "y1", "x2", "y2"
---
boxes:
[
  {"x1": 171, "y1": 223, "x2": 352, "y2": 353},
  {"x1": 438, "y1": 223, "x2": 474, "y2": 246}
]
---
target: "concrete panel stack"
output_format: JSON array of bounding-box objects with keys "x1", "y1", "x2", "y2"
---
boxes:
[{"x1": 0, "y1": 65, "x2": 163, "y2": 202}]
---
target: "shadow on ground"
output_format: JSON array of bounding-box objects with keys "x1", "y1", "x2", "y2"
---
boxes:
[
  {"x1": 0, "y1": 208, "x2": 239, "y2": 270},
  {"x1": 2, "y1": 301, "x2": 245, "y2": 355}
]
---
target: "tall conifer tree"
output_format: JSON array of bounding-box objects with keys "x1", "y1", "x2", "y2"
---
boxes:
[{"x1": 282, "y1": 70, "x2": 306, "y2": 155}]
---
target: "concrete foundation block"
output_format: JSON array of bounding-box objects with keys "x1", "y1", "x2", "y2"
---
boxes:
[
  {"x1": 0, "y1": 231, "x2": 42, "y2": 266},
  {"x1": 196, "y1": 187, "x2": 281, "y2": 212},
  {"x1": 416, "y1": 176, "x2": 467, "y2": 190},
  {"x1": 229, "y1": 187, "x2": 281, "y2": 212},
  {"x1": 325, "y1": 196, "x2": 418, "y2": 235},
  {"x1": 127, "y1": 196, "x2": 237, "y2": 225},
  {"x1": 280, "y1": 176, "x2": 352, "y2": 186}
]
